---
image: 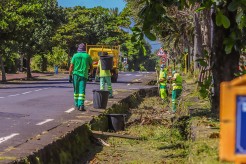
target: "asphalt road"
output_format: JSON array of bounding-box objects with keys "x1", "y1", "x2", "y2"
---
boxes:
[{"x1": 0, "y1": 72, "x2": 154, "y2": 152}]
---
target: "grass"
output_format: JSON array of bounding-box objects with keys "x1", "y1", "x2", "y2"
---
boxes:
[{"x1": 88, "y1": 77, "x2": 232, "y2": 164}]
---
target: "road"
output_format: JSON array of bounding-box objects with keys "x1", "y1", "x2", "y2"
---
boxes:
[{"x1": 0, "y1": 72, "x2": 154, "y2": 152}]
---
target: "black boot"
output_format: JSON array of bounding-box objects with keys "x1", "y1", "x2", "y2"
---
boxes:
[{"x1": 79, "y1": 106, "x2": 86, "y2": 111}]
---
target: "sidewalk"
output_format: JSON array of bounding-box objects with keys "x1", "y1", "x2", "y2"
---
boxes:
[{"x1": 1, "y1": 72, "x2": 66, "y2": 82}]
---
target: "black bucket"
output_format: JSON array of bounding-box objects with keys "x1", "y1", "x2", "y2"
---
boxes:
[
  {"x1": 100, "y1": 56, "x2": 113, "y2": 70},
  {"x1": 107, "y1": 114, "x2": 126, "y2": 132},
  {"x1": 93, "y1": 90, "x2": 109, "y2": 109}
]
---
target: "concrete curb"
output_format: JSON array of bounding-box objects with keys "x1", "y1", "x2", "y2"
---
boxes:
[{"x1": 0, "y1": 87, "x2": 158, "y2": 163}]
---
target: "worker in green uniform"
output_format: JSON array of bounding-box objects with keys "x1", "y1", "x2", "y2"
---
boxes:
[
  {"x1": 69, "y1": 43, "x2": 93, "y2": 111},
  {"x1": 171, "y1": 70, "x2": 183, "y2": 112},
  {"x1": 96, "y1": 52, "x2": 114, "y2": 98},
  {"x1": 159, "y1": 64, "x2": 168, "y2": 102}
]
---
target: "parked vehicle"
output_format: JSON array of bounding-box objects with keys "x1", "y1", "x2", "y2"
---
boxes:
[{"x1": 86, "y1": 45, "x2": 120, "y2": 82}]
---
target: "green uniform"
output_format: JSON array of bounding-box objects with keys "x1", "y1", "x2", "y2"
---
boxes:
[
  {"x1": 98, "y1": 60, "x2": 113, "y2": 96},
  {"x1": 71, "y1": 52, "x2": 92, "y2": 107},
  {"x1": 171, "y1": 73, "x2": 182, "y2": 112},
  {"x1": 159, "y1": 68, "x2": 168, "y2": 101}
]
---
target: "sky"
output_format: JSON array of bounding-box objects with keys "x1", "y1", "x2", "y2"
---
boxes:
[
  {"x1": 57, "y1": 0, "x2": 161, "y2": 52},
  {"x1": 57, "y1": 0, "x2": 126, "y2": 11}
]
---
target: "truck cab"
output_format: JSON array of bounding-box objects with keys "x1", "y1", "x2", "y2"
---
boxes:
[{"x1": 86, "y1": 45, "x2": 120, "y2": 82}]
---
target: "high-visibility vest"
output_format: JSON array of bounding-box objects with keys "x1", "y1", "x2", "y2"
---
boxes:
[
  {"x1": 159, "y1": 69, "x2": 167, "y2": 86},
  {"x1": 172, "y1": 73, "x2": 182, "y2": 90}
]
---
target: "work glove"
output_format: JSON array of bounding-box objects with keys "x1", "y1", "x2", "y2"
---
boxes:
[
  {"x1": 95, "y1": 75, "x2": 99, "y2": 82},
  {"x1": 69, "y1": 75, "x2": 73, "y2": 83}
]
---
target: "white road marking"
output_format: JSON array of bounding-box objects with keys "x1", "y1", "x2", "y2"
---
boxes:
[
  {"x1": 34, "y1": 89, "x2": 43, "y2": 92},
  {"x1": 8, "y1": 94, "x2": 20, "y2": 97},
  {"x1": 135, "y1": 75, "x2": 143, "y2": 77},
  {"x1": 22, "y1": 91, "x2": 32, "y2": 94},
  {"x1": 125, "y1": 74, "x2": 132, "y2": 76},
  {"x1": 4, "y1": 88, "x2": 48, "y2": 98},
  {"x1": 36, "y1": 119, "x2": 54, "y2": 125},
  {"x1": 65, "y1": 108, "x2": 75, "y2": 113},
  {"x1": 0, "y1": 133, "x2": 19, "y2": 144}
]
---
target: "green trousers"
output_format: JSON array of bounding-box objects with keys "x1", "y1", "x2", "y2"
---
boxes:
[
  {"x1": 100, "y1": 76, "x2": 113, "y2": 96},
  {"x1": 171, "y1": 89, "x2": 182, "y2": 112},
  {"x1": 159, "y1": 84, "x2": 167, "y2": 100},
  {"x1": 73, "y1": 74, "x2": 87, "y2": 107}
]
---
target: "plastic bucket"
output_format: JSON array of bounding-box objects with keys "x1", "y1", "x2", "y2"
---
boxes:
[
  {"x1": 107, "y1": 114, "x2": 126, "y2": 132},
  {"x1": 93, "y1": 90, "x2": 109, "y2": 109},
  {"x1": 100, "y1": 56, "x2": 113, "y2": 70}
]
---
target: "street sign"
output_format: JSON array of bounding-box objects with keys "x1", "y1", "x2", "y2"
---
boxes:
[
  {"x1": 157, "y1": 48, "x2": 167, "y2": 58},
  {"x1": 236, "y1": 96, "x2": 246, "y2": 154},
  {"x1": 220, "y1": 74, "x2": 246, "y2": 163}
]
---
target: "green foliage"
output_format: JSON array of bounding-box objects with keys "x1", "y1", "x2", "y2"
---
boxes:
[
  {"x1": 215, "y1": 10, "x2": 230, "y2": 28},
  {"x1": 121, "y1": 37, "x2": 153, "y2": 71},
  {"x1": 139, "y1": 64, "x2": 147, "y2": 71},
  {"x1": 47, "y1": 47, "x2": 68, "y2": 68},
  {"x1": 4, "y1": 52, "x2": 20, "y2": 73},
  {"x1": 1, "y1": 1, "x2": 132, "y2": 75},
  {"x1": 198, "y1": 76, "x2": 212, "y2": 99}
]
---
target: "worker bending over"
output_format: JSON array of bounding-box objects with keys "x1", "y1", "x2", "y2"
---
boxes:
[
  {"x1": 171, "y1": 70, "x2": 183, "y2": 112},
  {"x1": 159, "y1": 64, "x2": 168, "y2": 102}
]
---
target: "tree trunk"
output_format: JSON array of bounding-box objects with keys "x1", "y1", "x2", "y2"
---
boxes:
[
  {"x1": 20, "y1": 54, "x2": 24, "y2": 72},
  {"x1": 26, "y1": 55, "x2": 32, "y2": 79},
  {"x1": 211, "y1": 8, "x2": 240, "y2": 114},
  {"x1": 193, "y1": 12, "x2": 203, "y2": 70},
  {"x1": 202, "y1": 9, "x2": 212, "y2": 51},
  {"x1": 0, "y1": 54, "x2": 6, "y2": 82},
  {"x1": 41, "y1": 54, "x2": 47, "y2": 72}
]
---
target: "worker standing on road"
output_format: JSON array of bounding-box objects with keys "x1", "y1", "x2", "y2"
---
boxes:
[
  {"x1": 159, "y1": 64, "x2": 168, "y2": 103},
  {"x1": 96, "y1": 52, "x2": 114, "y2": 98},
  {"x1": 171, "y1": 70, "x2": 183, "y2": 112},
  {"x1": 69, "y1": 43, "x2": 93, "y2": 111}
]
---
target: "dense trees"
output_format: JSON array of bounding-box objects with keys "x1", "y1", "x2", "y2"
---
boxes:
[
  {"x1": 3, "y1": 0, "x2": 244, "y2": 114},
  {"x1": 126, "y1": 0, "x2": 246, "y2": 114},
  {"x1": 1, "y1": 1, "x2": 154, "y2": 82}
]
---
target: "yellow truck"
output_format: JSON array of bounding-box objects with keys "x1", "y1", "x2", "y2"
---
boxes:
[{"x1": 86, "y1": 45, "x2": 120, "y2": 82}]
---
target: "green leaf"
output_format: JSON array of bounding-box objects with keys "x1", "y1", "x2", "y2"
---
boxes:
[
  {"x1": 196, "y1": 59, "x2": 208, "y2": 67},
  {"x1": 131, "y1": 26, "x2": 141, "y2": 33},
  {"x1": 138, "y1": 5, "x2": 148, "y2": 18},
  {"x1": 223, "y1": 37, "x2": 234, "y2": 54},
  {"x1": 195, "y1": 7, "x2": 206, "y2": 12},
  {"x1": 144, "y1": 31, "x2": 156, "y2": 41},
  {"x1": 221, "y1": 15, "x2": 230, "y2": 28},
  {"x1": 216, "y1": 11, "x2": 223, "y2": 26},
  {"x1": 236, "y1": 10, "x2": 243, "y2": 23},
  {"x1": 131, "y1": 35, "x2": 137, "y2": 42},
  {"x1": 225, "y1": 44, "x2": 233, "y2": 54},
  {"x1": 228, "y1": 0, "x2": 239, "y2": 12},
  {"x1": 141, "y1": 44, "x2": 147, "y2": 56}
]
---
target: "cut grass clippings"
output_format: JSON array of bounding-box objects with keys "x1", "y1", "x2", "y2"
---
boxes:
[{"x1": 88, "y1": 78, "x2": 232, "y2": 164}]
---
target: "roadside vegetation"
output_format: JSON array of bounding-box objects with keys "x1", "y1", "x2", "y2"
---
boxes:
[
  {"x1": 1, "y1": 0, "x2": 246, "y2": 162},
  {"x1": 87, "y1": 75, "x2": 230, "y2": 164}
]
